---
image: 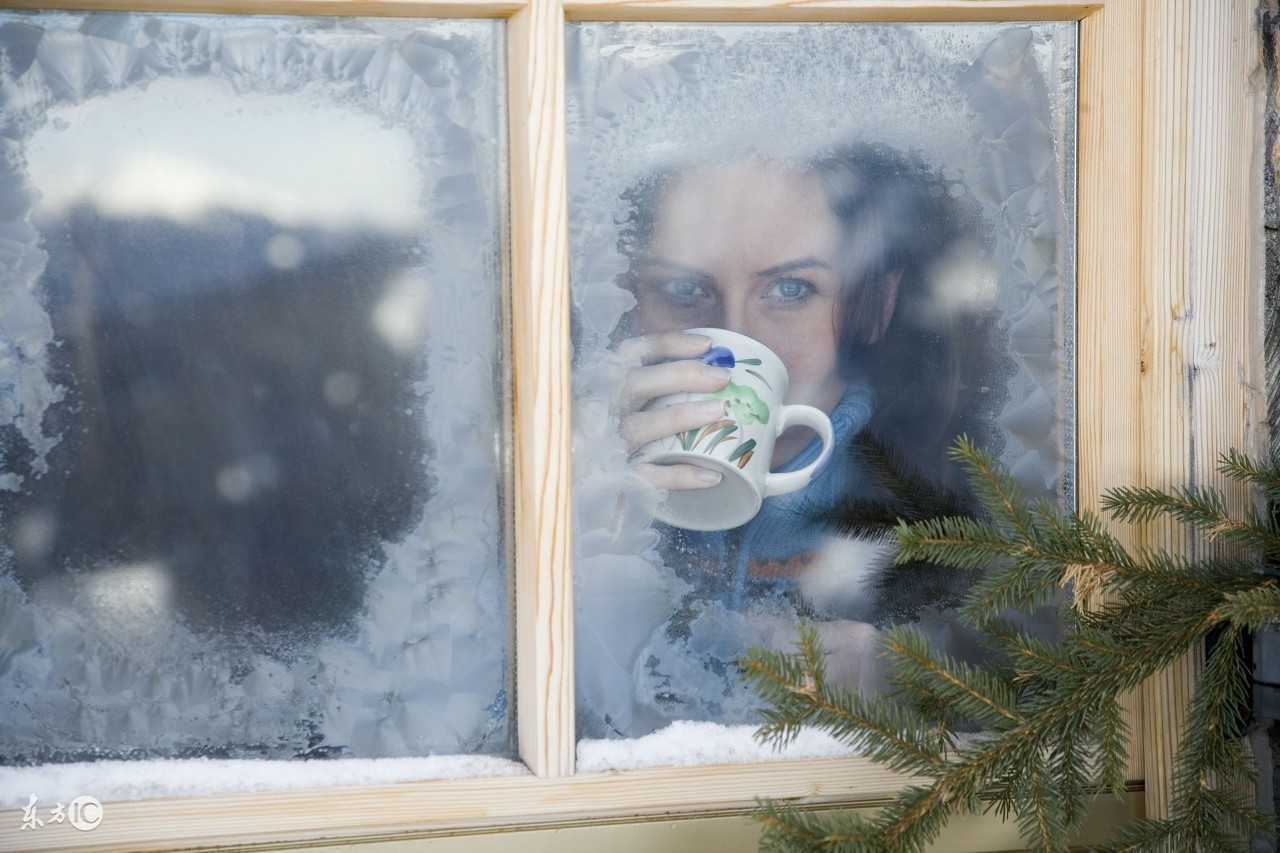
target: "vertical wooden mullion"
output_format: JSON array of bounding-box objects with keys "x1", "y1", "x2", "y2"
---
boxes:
[
  {"x1": 1136, "y1": 0, "x2": 1261, "y2": 820},
  {"x1": 508, "y1": 0, "x2": 575, "y2": 778},
  {"x1": 1078, "y1": 0, "x2": 1148, "y2": 784},
  {"x1": 1137, "y1": 0, "x2": 1193, "y2": 819}
]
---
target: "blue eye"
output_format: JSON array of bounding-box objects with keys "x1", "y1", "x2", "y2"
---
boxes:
[
  {"x1": 770, "y1": 278, "x2": 814, "y2": 301},
  {"x1": 658, "y1": 277, "x2": 710, "y2": 305}
]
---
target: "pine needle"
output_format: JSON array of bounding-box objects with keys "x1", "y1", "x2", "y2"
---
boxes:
[{"x1": 741, "y1": 440, "x2": 1280, "y2": 852}]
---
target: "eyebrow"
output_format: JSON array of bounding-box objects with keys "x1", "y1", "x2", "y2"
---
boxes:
[
  {"x1": 640, "y1": 256, "x2": 832, "y2": 279},
  {"x1": 639, "y1": 258, "x2": 713, "y2": 280},
  {"x1": 755, "y1": 257, "x2": 832, "y2": 278}
]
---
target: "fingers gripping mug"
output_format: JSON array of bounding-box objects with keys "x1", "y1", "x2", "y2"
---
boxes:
[{"x1": 636, "y1": 328, "x2": 835, "y2": 531}]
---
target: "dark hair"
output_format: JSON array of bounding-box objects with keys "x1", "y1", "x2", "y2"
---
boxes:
[{"x1": 807, "y1": 142, "x2": 1007, "y2": 493}]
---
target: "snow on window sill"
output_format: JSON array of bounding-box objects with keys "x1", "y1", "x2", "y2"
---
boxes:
[
  {"x1": 0, "y1": 754, "x2": 528, "y2": 809},
  {"x1": 576, "y1": 720, "x2": 858, "y2": 773}
]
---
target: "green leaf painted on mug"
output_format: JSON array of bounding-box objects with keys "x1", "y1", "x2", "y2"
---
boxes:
[
  {"x1": 712, "y1": 383, "x2": 769, "y2": 426},
  {"x1": 727, "y1": 438, "x2": 757, "y2": 463},
  {"x1": 694, "y1": 419, "x2": 735, "y2": 449},
  {"x1": 744, "y1": 368, "x2": 772, "y2": 390},
  {"x1": 706, "y1": 424, "x2": 739, "y2": 454}
]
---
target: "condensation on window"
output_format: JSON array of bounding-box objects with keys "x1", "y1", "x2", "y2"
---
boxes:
[
  {"x1": 567, "y1": 23, "x2": 1076, "y2": 744},
  {"x1": 0, "y1": 12, "x2": 511, "y2": 762}
]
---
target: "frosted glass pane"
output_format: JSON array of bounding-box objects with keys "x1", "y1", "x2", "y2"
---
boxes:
[
  {"x1": 0, "y1": 12, "x2": 511, "y2": 762},
  {"x1": 569, "y1": 22, "x2": 1076, "y2": 744}
]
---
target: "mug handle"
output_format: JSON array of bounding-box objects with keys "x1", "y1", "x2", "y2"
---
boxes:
[{"x1": 762, "y1": 404, "x2": 835, "y2": 498}]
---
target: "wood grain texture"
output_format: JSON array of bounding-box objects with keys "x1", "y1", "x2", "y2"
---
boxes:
[
  {"x1": 1136, "y1": 0, "x2": 1262, "y2": 820},
  {"x1": 1076, "y1": 0, "x2": 1148, "y2": 784},
  {"x1": 0, "y1": 758, "x2": 917, "y2": 853},
  {"x1": 560, "y1": 0, "x2": 1097, "y2": 22},
  {"x1": 0, "y1": 0, "x2": 524, "y2": 15},
  {"x1": 509, "y1": 0, "x2": 576, "y2": 779}
]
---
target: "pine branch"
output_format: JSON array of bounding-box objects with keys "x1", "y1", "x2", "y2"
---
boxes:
[
  {"x1": 873, "y1": 783, "x2": 975, "y2": 853},
  {"x1": 1016, "y1": 762, "x2": 1069, "y2": 853},
  {"x1": 1096, "y1": 696, "x2": 1131, "y2": 799},
  {"x1": 1102, "y1": 485, "x2": 1280, "y2": 556},
  {"x1": 1219, "y1": 447, "x2": 1280, "y2": 502},
  {"x1": 980, "y1": 617, "x2": 1088, "y2": 686},
  {"x1": 881, "y1": 627, "x2": 1025, "y2": 731},
  {"x1": 742, "y1": 626, "x2": 947, "y2": 777},
  {"x1": 755, "y1": 800, "x2": 886, "y2": 853},
  {"x1": 850, "y1": 431, "x2": 975, "y2": 523},
  {"x1": 743, "y1": 440, "x2": 1280, "y2": 853},
  {"x1": 1159, "y1": 624, "x2": 1261, "y2": 849},
  {"x1": 947, "y1": 435, "x2": 1038, "y2": 541},
  {"x1": 1047, "y1": 722, "x2": 1093, "y2": 829},
  {"x1": 1216, "y1": 582, "x2": 1280, "y2": 629}
]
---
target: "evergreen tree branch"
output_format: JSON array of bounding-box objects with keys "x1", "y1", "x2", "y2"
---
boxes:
[
  {"x1": 1151, "y1": 624, "x2": 1265, "y2": 850},
  {"x1": 1218, "y1": 447, "x2": 1280, "y2": 501},
  {"x1": 745, "y1": 441, "x2": 1278, "y2": 852},
  {"x1": 1215, "y1": 582, "x2": 1280, "y2": 630},
  {"x1": 1017, "y1": 762, "x2": 1069, "y2": 853},
  {"x1": 981, "y1": 618, "x2": 1088, "y2": 684},
  {"x1": 1096, "y1": 696, "x2": 1131, "y2": 799},
  {"x1": 755, "y1": 801, "x2": 885, "y2": 852},
  {"x1": 743, "y1": 626, "x2": 947, "y2": 776},
  {"x1": 947, "y1": 435, "x2": 1037, "y2": 541},
  {"x1": 882, "y1": 627, "x2": 1025, "y2": 729},
  {"x1": 1102, "y1": 485, "x2": 1280, "y2": 556}
]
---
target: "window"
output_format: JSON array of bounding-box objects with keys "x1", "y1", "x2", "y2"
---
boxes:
[
  {"x1": 0, "y1": 1, "x2": 1260, "y2": 850},
  {"x1": 566, "y1": 20, "x2": 1077, "y2": 751},
  {"x1": 0, "y1": 12, "x2": 513, "y2": 766}
]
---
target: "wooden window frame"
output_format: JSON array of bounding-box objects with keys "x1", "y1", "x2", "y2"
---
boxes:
[{"x1": 0, "y1": 1, "x2": 1260, "y2": 850}]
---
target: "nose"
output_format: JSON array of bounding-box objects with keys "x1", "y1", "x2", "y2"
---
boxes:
[{"x1": 717, "y1": 289, "x2": 752, "y2": 338}]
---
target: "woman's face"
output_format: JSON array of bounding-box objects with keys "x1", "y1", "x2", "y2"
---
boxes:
[{"x1": 632, "y1": 159, "x2": 848, "y2": 417}]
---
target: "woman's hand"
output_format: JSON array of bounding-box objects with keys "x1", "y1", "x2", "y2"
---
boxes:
[{"x1": 616, "y1": 330, "x2": 733, "y2": 491}]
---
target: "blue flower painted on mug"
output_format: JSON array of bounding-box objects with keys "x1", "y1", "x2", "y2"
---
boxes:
[
  {"x1": 697, "y1": 346, "x2": 736, "y2": 369},
  {"x1": 698, "y1": 345, "x2": 772, "y2": 390}
]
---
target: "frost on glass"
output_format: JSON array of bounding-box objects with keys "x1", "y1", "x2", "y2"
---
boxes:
[
  {"x1": 569, "y1": 23, "x2": 1076, "y2": 744},
  {"x1": 0, "y1": 12, "x2": 511, "y2": 762}
]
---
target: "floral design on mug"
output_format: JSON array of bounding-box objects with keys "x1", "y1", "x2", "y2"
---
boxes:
[
  {"x1": 712, "y1": 382, "x2": 769, "y2": 425},
  {"x1": 678, "y1": 419, "x2": 735, "y2": 452},
  {"x1": 672, "y1": 380, "x2": 770, "y2": 465},
  {"x1": 697, "y1": 346, "x2": 736, "y2": 369},
  {"x1": 698, "y1": 345, "x2": 770, "y2": 389},
  {"x1": 727, "y1": 438, "x2": 756, "y2": 469},
  {"x1": 672, "y1": 343, "x2": 772, "y2": 466}
]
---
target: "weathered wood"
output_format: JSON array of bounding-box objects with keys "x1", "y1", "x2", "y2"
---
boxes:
[{"x1": 1135, "y1": 0, "x2": 1262, "y2": 820}]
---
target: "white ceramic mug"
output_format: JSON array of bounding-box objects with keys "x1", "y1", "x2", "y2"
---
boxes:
[{"x1": 635, "y1": 328, "x2": 835, "y2": 531}]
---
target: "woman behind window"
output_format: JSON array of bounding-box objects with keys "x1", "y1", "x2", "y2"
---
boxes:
[{"x1": 578, "y1": 142, "x2": 1004, "y2": 738}]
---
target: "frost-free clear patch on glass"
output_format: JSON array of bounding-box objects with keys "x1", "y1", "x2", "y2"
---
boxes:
[
  {"x1": 0, "y1": 12, "x2": 512, "y2": 762},
  {"x1": 568, "y1": 23, "x2": 1076, "y2": 746}
]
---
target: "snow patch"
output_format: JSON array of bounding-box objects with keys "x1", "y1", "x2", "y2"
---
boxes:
[
  {"x1": 576, "y1": 720, "x2": 859, "y2": 772},
  {"x1": 0, "y1": 754, "x2": 527, "y2": 808}
]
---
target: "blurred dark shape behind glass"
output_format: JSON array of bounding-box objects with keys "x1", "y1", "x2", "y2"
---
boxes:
[{"x1": 3, "y1": 204, "x2": 429, "y2": 643}]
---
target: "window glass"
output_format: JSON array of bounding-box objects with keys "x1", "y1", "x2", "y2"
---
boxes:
[
  {"x1": 0, "y1": 12, "x2": 512, "y2": 762},
  {"x1": 568, "y1": 22, "x2": 1076, "y2": 751}
]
